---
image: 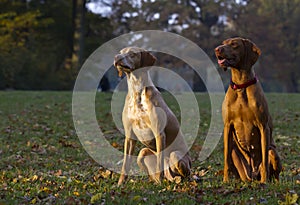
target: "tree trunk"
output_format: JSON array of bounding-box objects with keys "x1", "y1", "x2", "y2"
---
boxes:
[
  {"x1": 70, "y1": 0, "x2": 86, "y2": 70},
  {"x1": 289, "y1": 72, "x2": 299, "y2": 93}
]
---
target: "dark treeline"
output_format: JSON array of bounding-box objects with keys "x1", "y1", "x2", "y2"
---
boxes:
[{"x1": 0, "y1": 0, "x2": 299, "y2": 92}]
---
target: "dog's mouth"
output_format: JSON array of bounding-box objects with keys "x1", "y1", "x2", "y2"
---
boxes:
[
  {"x1": 217, "y1": 55, "x2": 226, "y2": 65},
  {"x1": 216, "y1": 54, "x2": 235, "y2": 71},
  {"x1": 115, "y1": 63, "x2": 133, "y2": 77}
]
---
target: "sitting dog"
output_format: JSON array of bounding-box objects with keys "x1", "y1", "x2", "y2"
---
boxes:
[
  {"x1": 114, "y1": 47, "x2": 191, "y2": 185},
  {"x1": 215, "y1": 37, "x2": 282, "y2": 183}
]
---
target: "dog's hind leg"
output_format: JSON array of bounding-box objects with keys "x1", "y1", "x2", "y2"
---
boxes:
[
  {"x1": 169, "y1": 151, "x2": 191, "y2": 178},
  {"x1": 268, "y1": 147, "x2": 282, "y2": 182},
  {"x1": 137, "y1": 148, "x2": 161, "y2": 182}
]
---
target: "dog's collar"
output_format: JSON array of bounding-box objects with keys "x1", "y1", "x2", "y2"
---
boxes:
[{"x1": 230, "y1": 76, "x2": 258, "y2": 90}]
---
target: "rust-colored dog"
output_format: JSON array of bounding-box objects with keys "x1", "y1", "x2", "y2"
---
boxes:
[
  {"x1": 215, "y1": 37, "x2": 282, "y2": 183},
  {"x1": 114, "y1": 47, "x2": 191, "y2": 186}
]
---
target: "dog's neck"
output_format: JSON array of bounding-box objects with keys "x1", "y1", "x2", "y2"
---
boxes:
[
  {"x1": 230, "y1": 67, "x2": 256, "y2": 85},
  {"x1": 126, "y1": 70, "x2": 154, "y2": 95}
]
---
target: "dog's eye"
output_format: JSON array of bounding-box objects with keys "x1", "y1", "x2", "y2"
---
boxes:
[
  {"x1": 231, "y1": 42, "x2": 239, "y2": 48},
  {"x1": 128, "y1": 53, "x2": 135, "y2": 57}
]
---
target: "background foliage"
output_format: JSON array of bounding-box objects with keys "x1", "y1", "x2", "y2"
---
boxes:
[{"x1": 0, "y1": 0, "x2": 299, "y2": 92}]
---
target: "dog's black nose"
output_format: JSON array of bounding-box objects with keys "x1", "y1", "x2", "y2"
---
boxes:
[{"x1": 114, "y1": 54, "x2": 123, "y2": 63}]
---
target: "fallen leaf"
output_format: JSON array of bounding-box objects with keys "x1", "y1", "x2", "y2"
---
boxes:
[
  {"x1": 31, "y1": 143, "x2": 47, "y2": 155},
  {"x1": 59, "y1": 139, "x2": 79, "y2": 148},
  {"x1": 132, "y1": 195, "x2": 142, "y2": 201},
  {"x1": 101, "y1": 170, "x2": 112, "y2": 179},
  {"x1": 111, "y1": 142, "x2": 121, "y2": 148},
  {"x1": 30, "y1": 198, "x2": 37, "y2": 204},
  {"x1": 191, "y1": 144, "x2": 202, "y2": 152},
  {"x1": 91, "y1": 193, "x2": 102, "y2": 204},
  {"x1": 278, "y1": 191, "x2": 299, "y2": 205},
  {"x1": 32, "y1": 174, "x2": 39, "y2": 182},
  {"x1": 54, "y1": 170, "x2": 63, "y2": 176}
]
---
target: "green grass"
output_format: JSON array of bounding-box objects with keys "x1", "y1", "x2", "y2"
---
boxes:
[{"x1": 0, "y1": 91, "x2": 299, "y2": 204}]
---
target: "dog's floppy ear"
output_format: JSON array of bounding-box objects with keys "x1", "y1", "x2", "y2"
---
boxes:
[
  {"x1": 242, "y1": 39, "x2": 261, "y2": 68},
  {"x1": 144, "y1": 86, "x2": 154, "y2": 98},
  {"x1": 140, "y1": 51, "x2": 157, "y2": 67}
]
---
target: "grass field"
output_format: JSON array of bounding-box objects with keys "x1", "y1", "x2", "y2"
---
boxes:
[{"x1": 0, "y1": 91, "x2": 299, "y2": 204}]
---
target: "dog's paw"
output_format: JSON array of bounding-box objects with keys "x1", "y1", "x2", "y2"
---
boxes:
[
  {"x1": 223, "y1": 176, "x2": 229, "y2": 183},
  {"x1": 177, "y1": 161, "x2": 191, "y2": 178},
  {"x1": 150, "y1": 173, "x2": 163, "y2": 184},
  {"x1": 117, "y1": 174, "x2": 127, "y2": 186}
]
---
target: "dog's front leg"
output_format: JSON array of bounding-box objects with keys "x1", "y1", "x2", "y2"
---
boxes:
[
  {"x1": 154, "y1": 132, "x2": 166, "y2": 183},
  {"x1": 259, "y1": 124, "x2": 270, "y2": 183},
  {"x1": 149, "y1": 107, "x2": 167, "y2": 183},
  {"x1": 118, "y1": 137, "x2": 136, "y2": 186},
  {"x1": 223, "y1": 123, "x2": 231, "y2": 183}
]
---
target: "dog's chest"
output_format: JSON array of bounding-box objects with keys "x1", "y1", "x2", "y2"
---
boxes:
[
  {"x1": 127, "y1": 90, "x2": 149, "y2": 119},
  {"x1": 127, "y1": 78, "x2": 150, "y2": 120},
  {"x1": 224, "y1": 91, "x2": 261, "y2": 120},
  {"x1": 127, "y1": 91, "x2": 154, "y2": 140},
  {"x1": 225, "y1": 92, "x2": 262, "y2": 150}
]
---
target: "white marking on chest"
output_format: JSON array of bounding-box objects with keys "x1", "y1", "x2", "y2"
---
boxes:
[
  {"x1": 128, "y1": 90, "x2": 154, "y2": 141},
  {"x1": 126, "y1": 72, "x2": 152, "y2": 126},
  {"x1": 127, "y1": 93, "x2": 148, "y2": 120}
]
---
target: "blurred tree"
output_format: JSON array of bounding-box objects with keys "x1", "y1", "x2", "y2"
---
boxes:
[
  {"x1": 235, "y1": 0, "x2": 300, "y2": 92},
  {"x1": 101, "y1": 0, "x2": 299, "y2": 92},
  {"x1": 0, "y1": 0, "x2": 112, "y2": 90},
  {"x1": 69, "y1": 0, "x2": 86, "y2": 70},
  {"x1": 97, "y1": 0, "x2": 243, "y2": 91},
  {"x1": 0, "y1": 1, "x2": 50, "y2": 89},
  {"x1": 0, "y1": 0, "x2": 73, "y2": 89},
  {"x1": 0, "y1": 0, "x2": 298, "y2": 91}
]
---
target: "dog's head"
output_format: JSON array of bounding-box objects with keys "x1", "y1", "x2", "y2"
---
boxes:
[
  {"x1": 114, "y1": 47, "x2": 157, "y2": 77},
  {"x1": 214, "y1": 37, "x2": 261, "y2": 71}
]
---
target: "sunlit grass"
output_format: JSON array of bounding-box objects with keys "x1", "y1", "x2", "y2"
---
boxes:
[{"x1": 0, "y1": 91, "x2": 299, "y2": 204}]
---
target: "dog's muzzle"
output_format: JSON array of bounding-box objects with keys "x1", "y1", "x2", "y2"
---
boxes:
[{"x1": 114, "y1": 54, "x2": 134, "y2": 77}]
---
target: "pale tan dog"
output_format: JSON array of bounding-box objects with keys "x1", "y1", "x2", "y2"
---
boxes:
[
  {"x1": 114, "y1": 47, "x2": 191, "y2": 185},
  {"x1": 215, "y1": 37, "x2": 282, "y2": 183}
]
